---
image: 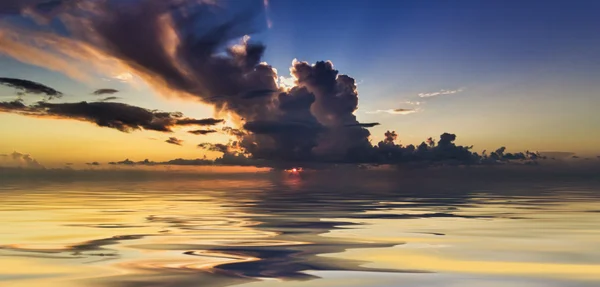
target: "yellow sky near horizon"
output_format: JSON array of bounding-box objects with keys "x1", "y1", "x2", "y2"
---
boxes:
[{"x1": 1, "y1": 108, "x2": 598, "y2": 168}]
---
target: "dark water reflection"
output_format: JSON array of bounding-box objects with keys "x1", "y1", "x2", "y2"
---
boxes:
[{"x1": 1, "y1": 169, "x2": 599, "y2": 287}]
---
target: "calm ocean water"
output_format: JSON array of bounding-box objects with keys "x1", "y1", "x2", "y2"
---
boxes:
[{"x1": 1, "y1": 169, "x2": 599, "y2": 287}]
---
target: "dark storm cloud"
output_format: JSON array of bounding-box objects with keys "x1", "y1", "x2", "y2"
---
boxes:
[
  {"x1": 207, "y1": 89, "x2": 278, "y2": 101},
  {"x1": 165, "y1": 137, "x2": 183, "y2": 146},
  {"x1": 188, "y1": 129, "x2": 217, "y2": 135},
  {"x1": 287, "y1": 61, "x2": 372, "y2": 161},
  {"x1": 240, "y1": 89, "x2": 278, "y2": 99},
  {"x1": 92, "y1": 89, "x2": 119, "y2": 95},
  {"x1": 0, "y1": 77, "x2": 63, "y2": 99},
  {"x1": 0, "y1": 100, "x2": 224, "y2": 133},
  {"x1": 0, "y1": 1, "x2": 24, "y2": 14},
  {"x1": 3, "y1": 1, "x2": 373, "y2": 164},
  {"x1": 0, "y1": 1, "x2": 373, "y2": 164},
  {"x1": 243, "y1": 120, "x2": 325, "y2": 135}
]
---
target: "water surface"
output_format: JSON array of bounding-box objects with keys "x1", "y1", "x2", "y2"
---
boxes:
[{"x1": 1, "y1": 169, "x2": 599, "y2": 287}]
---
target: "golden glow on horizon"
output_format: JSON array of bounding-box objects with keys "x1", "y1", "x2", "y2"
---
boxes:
[
  {"x1": 0, "y1": 113, "x2": 235, "y2": 167},
  {"x1": 2, "y1": 109, "x2": 599, "y2": 167}
]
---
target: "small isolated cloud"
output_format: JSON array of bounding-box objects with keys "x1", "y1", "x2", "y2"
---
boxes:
[
  {"x1": 93, "y1": 89, "x2": 119, "y2": 95},
  {"x1": 0, "y1": 77, "x2": 63, "y2": 99},
  {"x1": 418, "y1": 88, "x2": 464, "y2": 98},
  {"x1": 112, "y1": 73, "x2": 133, "y2": 83},
  {"x1": 165, "y1": 137, "x2": 183, "y2": 146},
  {"x1": 404, "y1": 101, "x2": 421, "y2": 106},
  {"x1": 366, "y1": 108, "x2": 417, "y2": 115},
  {"x1": 188, "y1": 129, "x2": 217, "y2": 135},
  {"x1": 0, "y1": 151, "x2": 44, "y2": 169},
  {"x1": 86, "y1": 162, "x2": 100, "y2": 166},
  {"x1": 176, "y1": 118, "x2": 225, "y2": 126}
]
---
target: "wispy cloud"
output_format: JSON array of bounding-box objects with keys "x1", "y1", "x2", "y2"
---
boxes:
[
  {"x1": 404, "y1": 100, "x2": 421, "y2": 106},
  {"x1": 418, "y1": 88, "x2": 464, "y2": 98},
  {"x1": 263, "y1": 0, "x2": 273, "y2": 28},
  {"x1": 112, "y1": 73, "x2": 133, "y2": 83},
  {"x1": 365, "y1": 108, "x2": 417, "y2": 115}
]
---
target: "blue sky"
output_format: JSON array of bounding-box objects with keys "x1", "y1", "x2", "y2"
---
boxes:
[{"x1": 260, "y1": 0, "x2": 600, "y2": 152}]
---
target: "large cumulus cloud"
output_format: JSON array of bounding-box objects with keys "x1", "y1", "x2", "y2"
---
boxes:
[{"x1": 0, "y1": 0, "x2": 376, "y2": 163}]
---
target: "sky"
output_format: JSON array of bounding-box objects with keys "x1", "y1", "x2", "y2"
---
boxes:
[{"x1": 1, "y1": 0, "x2": 599, "y2": 167}]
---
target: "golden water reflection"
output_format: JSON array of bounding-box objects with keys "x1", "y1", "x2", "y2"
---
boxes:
[{"x1": 1, "y1": 172, "x2": 599, "y2": 287}]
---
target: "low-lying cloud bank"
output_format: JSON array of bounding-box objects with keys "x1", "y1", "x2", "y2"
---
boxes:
[
  {"x1": 107, "y1": 152, "x2": 260, "y2": 168},
  {"x1": 107, "y1": 132, "x2": 552, "y2": 169},
  {"x1": 0, "y1": 151, "x2": 44, "y2": 169}
]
